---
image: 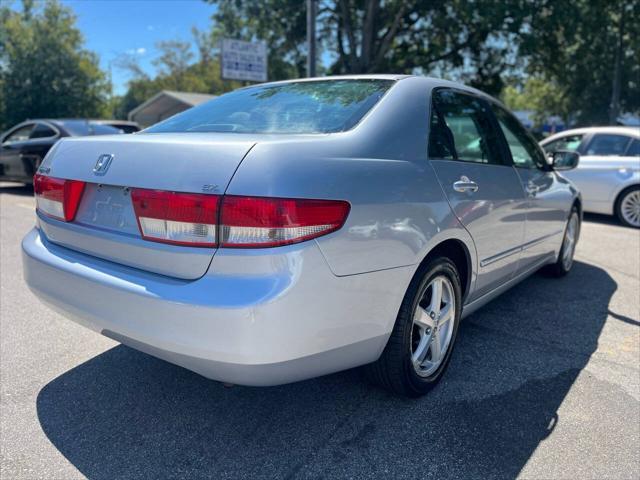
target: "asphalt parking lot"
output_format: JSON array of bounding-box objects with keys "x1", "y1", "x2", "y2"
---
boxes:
[{"x1": 1, "y1": 181, "x2": 639, "y2": 480}]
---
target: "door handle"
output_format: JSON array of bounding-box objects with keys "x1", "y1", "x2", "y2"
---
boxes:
[{"x1": 453, "y1": 177, "x2": 479, "y2": 193}]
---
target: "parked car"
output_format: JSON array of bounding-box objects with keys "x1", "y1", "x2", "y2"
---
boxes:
[
  {"x1": 0, "y1": 119, "x2": 123, "y2": 183},
  {"x1": 91, "y1": 119, "x2": 141, "y2": 134},
  {"x1": 22, "y1": 76, "x2": 581, "y2": 397},
  {"x1": 541, "y1": 127, "x2": 640, "y2": 227}
]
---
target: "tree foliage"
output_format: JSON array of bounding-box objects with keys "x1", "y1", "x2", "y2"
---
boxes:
[
  {"x1": 113, "y1": 31, "x2": 242, "y2": 119},
  {"x1": 520, "y1": 0, "x2": 640, "y2": 125},
  {"x1": 502, "y1": 77, "x2": 570, "y2": 128},
  {"x1": 0, "y1": 0, "x2": 108, "y2": 131},
  {"x1": 207, "y1": 0, "x2": 640, "y2": 124},
  {"x1": 207, "y1": 0, "x2": 528, "y2": 96}
]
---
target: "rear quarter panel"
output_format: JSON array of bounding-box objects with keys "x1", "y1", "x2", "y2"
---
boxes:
[{"x1": 562, "y1": 155, "x2": 640, "y2": 214}]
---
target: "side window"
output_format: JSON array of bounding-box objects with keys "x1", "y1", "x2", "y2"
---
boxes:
[
  {"x1": 428, "y1": 89, "x2": 501, "y2": 165},
  {"x1": 585, "y1": 134, "x2": 631, "y2": 156},
  {"x1": 29, "y1": 123, "x2": 57, "y2": 139},
  {"x1": 625, "y1": 139, "x2": 640, "y2": 157},
  {"x1": 492, "y1": 104, "x2": 546, "y2": 169},
  {"x1": 3, "y1": 124, "x2": 34, "y2": 143},
  {"x1": 543, "y1": 134, "x2": 584, "y2": 154}
]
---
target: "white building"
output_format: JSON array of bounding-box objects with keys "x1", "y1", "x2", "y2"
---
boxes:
[{"x1": 128, "y1": 90, "x2": 216, "y2": 127}]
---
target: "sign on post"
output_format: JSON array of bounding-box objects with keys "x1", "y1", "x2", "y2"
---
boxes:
[{"x1": 221, "y1": 39, "x2": 268, "y2": 83}]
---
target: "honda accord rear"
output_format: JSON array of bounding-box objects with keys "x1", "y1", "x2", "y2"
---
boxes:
[
  {"x1": 22, "y1": 75, "x2": 580, "y2": 396},
  {"x1": 23, "y1": 76, "x2": 425, "y2": 387}
]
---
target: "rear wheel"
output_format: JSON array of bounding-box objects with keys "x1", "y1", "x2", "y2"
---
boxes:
[
  {"x1": 365, "y1": 257, "x2": 462, "y2": 397},
  {"x1": 615, "y1": 186, "x2": 640, "y2": 228}
]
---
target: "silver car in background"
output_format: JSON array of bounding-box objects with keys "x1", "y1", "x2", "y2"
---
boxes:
[
  {"x1": 541, "y1": 126, "x2": 640, "y2": 227},
  {"x1": 22, "y1": 76, "x2": 581, "y2": 397}
]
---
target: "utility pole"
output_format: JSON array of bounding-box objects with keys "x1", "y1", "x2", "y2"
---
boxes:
[
  {"x1": 608, "y1": 6, "x2": 624, "y2": 125},
  {"x1": 307, "y1": 0, "x2": 317, "y2": 77}
]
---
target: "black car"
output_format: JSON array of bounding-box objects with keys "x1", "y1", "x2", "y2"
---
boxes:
[
  {"x1": 90, "y1": 119, "x2": 141, "y2": 134},
  {"x1": 0, "y1": 119, "x2": 125, "y2": 183}
]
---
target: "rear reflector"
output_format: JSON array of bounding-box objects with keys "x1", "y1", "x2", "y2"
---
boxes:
[
  {"x1": 131, "y1": 188, "x2": 220, "y2": 246},
  {"x1": 33, "y1": 174, "x2": 86, "y2": 222},
  {"x1": 220, "y1": 196, "x2": 351, "y2": 247}
]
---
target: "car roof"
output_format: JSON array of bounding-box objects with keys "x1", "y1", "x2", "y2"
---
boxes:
[
  {"x1": 90, "y1": 119, "x2": 140, "y2": 126},
  {"x1": 541, "y1": 126, "x2": 640, "y2": 144},
  {"x1": 236, "y1": 74, "x2": 500, "y2": 106}
]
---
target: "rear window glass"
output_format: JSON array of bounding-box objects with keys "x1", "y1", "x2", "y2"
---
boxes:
[
  {"x1": 59, "y1": 121, "x2": 121, "y2": 136},
  {"x1": 626, "y1": 139, "x2": 640, "y2": 156},
  {"x1": 585, "y1": 134, "x2": 631, "y2": 156},
  {"x1": 88, "y1": 123, "x2": 123, "y2": 135},
  {"x1": 145, "y1": 79, "x2": 394, "y2": 134}
]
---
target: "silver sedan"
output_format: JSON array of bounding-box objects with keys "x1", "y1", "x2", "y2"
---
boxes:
[
  {"x1": 22, "y1": 76, "x2": 581, "y2": 396},
  {"x1": 541, "y1": 126, "x2": 640, "y2": 227}
]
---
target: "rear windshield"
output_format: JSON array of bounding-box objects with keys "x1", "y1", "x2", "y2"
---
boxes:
[{"x1": 145, "y1": 79, "x2": 394, "y2": 134}]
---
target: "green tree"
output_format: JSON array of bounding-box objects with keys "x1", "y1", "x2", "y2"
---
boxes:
[
  {"x1": 0, "y1": 0, "x2": 109, "y2": 131},
  {"x1": 114, "y1": 31, "x2": 241, "y2": 119},
  {"x1": 502, "y1": 77, "x2": 571, "y2": 128},
  {"x1": 206, "y1": 0, "x2": 529, "y2": 95},
  {"x1": 520, "y1": 0, "x2": 640, "y2": 125}
]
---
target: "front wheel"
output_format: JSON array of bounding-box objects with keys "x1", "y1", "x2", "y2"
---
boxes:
[
  {"x1": 544, "y1": 206, "x2": 580, "y2": 277},
  {"x1": 616, "y1": 186, "x2": 640, "y2": 228},
  {"x1": 365, "y1": 257, "x2": 462, "y2": 397}
]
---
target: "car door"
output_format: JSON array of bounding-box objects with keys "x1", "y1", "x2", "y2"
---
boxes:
[
  {"x1": 491, "y1": 103, "x2": 570, "y2": 269},
  {"x1": 428, "y1": 88, "x2": 527, "y2": 300},
  {"x1": 0, "y1": 123, "x2": 35, "y2": 180},
  {"x1": 21, "y1": 122, "x2": 60, "y2": 177}
]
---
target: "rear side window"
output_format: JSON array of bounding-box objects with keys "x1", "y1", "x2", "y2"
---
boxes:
[
  {"x1": 543, "y1": 134, "x2": 584, "y2": 153},
  {"x1": 29, "y1": 123, "x2": 57, "y2": 139},
  {"x1": 626, "y1": 139, "x2": 640, "y2": 156},
  {"x1": 428, "y1": 89, "x2": 501, "y2": 165},
  {"x1": 146, "y1": 79, "x2": 394, "y2": 134},
  {"x1": 4, "y1": 124, "x2": 34, "y2": 143},
  {"x1": 585, "y1": 134, "x2": 631, "y2": 156},
  {"x1": 492, "y1": 104, "x2": 546, "y2": 169}
]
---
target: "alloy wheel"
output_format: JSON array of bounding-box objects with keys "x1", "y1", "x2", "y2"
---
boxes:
[
  {"x1": 620, "y1": 190, "x2": 640, "y2": 228},
  {"x1": 411, "y1": 275, "x2": 456, "y2": 377},
  {"x1": 562, "y1": 213, "x2": 579, "y2": 270}
]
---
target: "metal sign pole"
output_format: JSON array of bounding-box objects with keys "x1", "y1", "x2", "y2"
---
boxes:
[{"x1": 307, "y1": 0, "x2": 317, "y2": 77}]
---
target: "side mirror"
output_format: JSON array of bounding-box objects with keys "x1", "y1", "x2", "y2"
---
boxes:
[{"x1": 549, "y1": 150, "x2": 579, "y2": 171}]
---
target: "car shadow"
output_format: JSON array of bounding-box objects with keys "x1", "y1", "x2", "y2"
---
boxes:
[
  {"x1": 36, "y1": 261, "x2": 615, "y2": 479},
  {"x1": 582, "y1": 212, "x2": 622, "y2": 227},
  {"x1": 0, "y1": 182, "x2": 33, "y2": 196}
]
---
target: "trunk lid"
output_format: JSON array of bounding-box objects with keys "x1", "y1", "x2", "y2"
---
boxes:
[{"x1": 37, "y1": 133, "x2": 255, "y2": 279}]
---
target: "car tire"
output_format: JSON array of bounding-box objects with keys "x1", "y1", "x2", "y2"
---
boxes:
[
  {"x1": 544, "y1": 206, "x2": 580, "y2": 277},
  {"x1": 364, "y1": 257, "x2": 462, "y2": 397},
  {"x1": 615, "y1": 186, "x2": 640, "y2": 228}
]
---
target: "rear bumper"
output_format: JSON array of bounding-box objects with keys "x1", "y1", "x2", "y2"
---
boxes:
[{"x1": 22, "y1": 228, "x2": 411, "y2": 385}]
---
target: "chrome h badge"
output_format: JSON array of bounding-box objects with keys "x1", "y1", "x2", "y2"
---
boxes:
[{"x1": 93, "y1": 154, "x2": 114, "y2": 176}]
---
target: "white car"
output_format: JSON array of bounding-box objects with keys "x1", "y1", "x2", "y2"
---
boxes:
[{"x1": 541, "y1": 126, "x2": 640, "y2": 227}]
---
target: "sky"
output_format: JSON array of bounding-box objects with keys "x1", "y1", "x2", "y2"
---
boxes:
[{"x1": 59, "y1": 0, "x2": 218, "y2": 95}]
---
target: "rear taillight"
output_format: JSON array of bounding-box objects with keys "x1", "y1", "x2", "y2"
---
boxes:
[
  {"x1": 33, "y1": 174, "x2": 86, "y2": 222},
  {"x1": 219, "y1": 196, "x2": 350, "y2": 247},
  {"x1": 131, "y1": 188, "x2": 220, "y2": 247},
  {"x1": 130, "y1": 189, "x2": 350, "y2": 248}
]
